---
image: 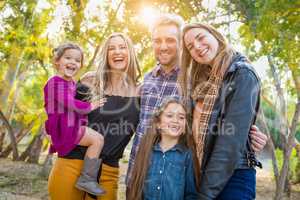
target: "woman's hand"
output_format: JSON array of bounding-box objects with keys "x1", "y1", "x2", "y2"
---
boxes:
[
  {"x1": 91, "y1": 98, "x2": 107, "y2": 110},
  {"x1": 250, "y1": 125, "x2": 269, "y2": 153},
  {"x1": 80, "y1": 71, "x2": 96, "y2": 88}
]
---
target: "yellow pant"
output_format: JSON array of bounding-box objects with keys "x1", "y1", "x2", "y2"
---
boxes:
[{"x1": 48, "y1": 157, "x2": 119, "y2": 200}]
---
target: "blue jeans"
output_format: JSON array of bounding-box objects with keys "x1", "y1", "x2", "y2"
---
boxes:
[{"x1": 217, "y1": 169, "x2": 256, "y2": 200}]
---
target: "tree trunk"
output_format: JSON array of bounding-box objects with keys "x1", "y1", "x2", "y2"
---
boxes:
[
  {"x1": 7, "y1": 75, "x2": 23, "y2": 123},
  {"x1": 40, "y1": 153, "x2": 53, "y2": 178},
  {"x1": 0, "y1": 119, "x2": 35, "y2": 158},
  {"x1": 258, "y1": 109, "x2": 280, "y2": 183},
  {"x1": 0, "y1": 109, "x2": 18, "y2": 160},
  {"x1": 28, "y1": 126, "x2": 44, "y2": 163},
  {"x1": 268, "y1": 55, "x2": 288, "y2": 150},
  {"x1": 0, "y1": 123, "x2": 5, "y2": 152},
  {"x1": 19, "y1": 132, "x2": 40, "y2": 162},
  {"x1": 295, "y1": 142, "x2": 300, "y2": 183},
  {"x1": 275, "y1": 101, "x2": 300, "y2": 200},
  {"x1": 0, "y1": 128, "x2": 26, "y2": 157},
  {"x1": 0, "y1": 50, "x2": 24, "y2": 111}
]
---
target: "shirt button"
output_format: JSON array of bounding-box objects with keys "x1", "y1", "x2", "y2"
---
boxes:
[{"x1": 157, "y1": 186, "x2": 160, "y2": 190}]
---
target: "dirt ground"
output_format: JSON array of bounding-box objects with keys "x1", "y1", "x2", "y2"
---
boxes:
[{"x1": 0, "y1": 157, "x2": 299, "y2": 200}]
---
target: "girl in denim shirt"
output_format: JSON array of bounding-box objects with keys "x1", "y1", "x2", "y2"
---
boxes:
[{"x1": 128, "y1": 98, "x2": 199, "y2": 200}]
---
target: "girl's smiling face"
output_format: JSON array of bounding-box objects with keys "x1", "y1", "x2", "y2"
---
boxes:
[
  {"x1": 158, "y1": 102, "x2": 186, "y2": 139},
  {"x1": 55, "y1": 48, "x2": 82, "y2": 80}
]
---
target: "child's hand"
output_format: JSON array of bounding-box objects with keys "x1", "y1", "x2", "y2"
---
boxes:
[{"x1": 91, "y1": 98, "x2": 107, "y2": 110}]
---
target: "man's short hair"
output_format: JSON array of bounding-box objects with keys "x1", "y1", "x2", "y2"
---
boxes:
[{"x1": 151, "y1": 13, "x2": 185, "y2": 41}]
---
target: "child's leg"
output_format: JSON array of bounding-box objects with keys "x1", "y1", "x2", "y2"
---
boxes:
[
  {"x1": 79, "y1": 127, "x2": 104, "y2": 158},
  {"x1": 76, "y1": 127, "x2": 105, "y2": 196}
]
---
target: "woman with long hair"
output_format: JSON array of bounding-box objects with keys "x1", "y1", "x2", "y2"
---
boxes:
[
  {"x1": 180, "y1": 23, "x2": 261, "y2": 199},
  {"x1": 48, "y1": 32, "x2": 142, "y2": 200}
]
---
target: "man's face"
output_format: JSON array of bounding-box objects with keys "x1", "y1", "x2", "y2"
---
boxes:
[{"x1": 152, "y1": 24, "x2": 179, "y2": 68}]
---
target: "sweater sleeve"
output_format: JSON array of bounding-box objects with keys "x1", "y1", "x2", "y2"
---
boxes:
[{"x1": 45, "y1": 78, "x2": 92, "y2": 115}]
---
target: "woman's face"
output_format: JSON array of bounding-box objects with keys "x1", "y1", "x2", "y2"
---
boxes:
[
  {"x1": 158, "y1": 103, "x2": 186, "y2": 139},
  {"x1": 107, "y1": 36, "x2": 129, "y2": 71},
  {"x1": 184, "y1": 27, "x2": 219, "y2": 66}
]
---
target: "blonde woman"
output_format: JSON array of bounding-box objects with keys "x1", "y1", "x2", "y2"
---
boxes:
[
  {"x1": 181, "y1": 23, "x2": 262, "y2": 200},
  {"x1": 48, "y1": 33, "x2": 141, "y2": 200}
]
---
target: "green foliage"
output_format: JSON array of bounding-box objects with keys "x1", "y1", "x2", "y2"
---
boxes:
[
  {"x1": 227, "y1": 0, "x2": 300, "y2": 152},
  {"x1": 275, "y1": 148, "x2": 299, "y2": 182},
  {"x1": 0, "y1": 0, "x2": 207, "y2": 154},
  {"x1": 260, "y1": 100, "x2": 300, "y2": 148}
]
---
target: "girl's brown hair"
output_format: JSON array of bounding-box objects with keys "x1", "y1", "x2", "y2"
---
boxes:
[
  {"x1": 52, "y1": 42, "x2": 84, "y2": 68},
  {"x1": 127, "y1": 98, "x2": 200, "y2": 200}
]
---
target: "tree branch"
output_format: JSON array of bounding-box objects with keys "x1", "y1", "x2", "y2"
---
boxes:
[
  {"x1": 268, "y1": 55, "x2": 288, "y2": 148},
  {"x1": 86, "y1": 0, "x2": 124, "y2": 69},
  {"x1": 258, "y1": 109, "x2": 279, "y2": 184},
  {"x1": 0, "y1": 109, "x2": 18, "y2": 160}
]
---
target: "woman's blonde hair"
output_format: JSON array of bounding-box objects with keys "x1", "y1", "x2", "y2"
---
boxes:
[
  {"x1": 180, "y1": 23, "x2": 236, "y2": 104},
  {"x1": 92, "y1": 33, "x2": 141, "y2": 99}
]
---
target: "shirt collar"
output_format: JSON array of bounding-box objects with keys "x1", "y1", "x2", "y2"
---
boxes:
[
  {"x1": 153, "y1": 142, "x2": 185, "y2": 153},
  {"x1": 152, "y1": 63, "x2": 180, "y2": 78}
]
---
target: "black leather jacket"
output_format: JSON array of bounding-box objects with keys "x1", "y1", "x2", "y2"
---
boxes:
[{"x1": 198, "y1": 53, "x2": 261, "y2": 199}]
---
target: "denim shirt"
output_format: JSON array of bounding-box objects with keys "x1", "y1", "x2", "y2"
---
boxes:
[{"x1": 143, "y1": 143, "x2": 199, "y2": 200}]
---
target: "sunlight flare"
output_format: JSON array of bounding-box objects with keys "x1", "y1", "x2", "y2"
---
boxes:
[{"x1": 138, "y1": 6, "x2": 160, "y2": 29}]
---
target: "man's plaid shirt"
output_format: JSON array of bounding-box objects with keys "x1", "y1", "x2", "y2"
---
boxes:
[{"x1": 126, "y1": 64, "x2": 181, "y2": 185}]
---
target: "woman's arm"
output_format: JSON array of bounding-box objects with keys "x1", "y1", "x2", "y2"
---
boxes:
[
  {"x1": 198, "y1": 68, "x2": 260, "y2": 200},
  {"x1": 80, "y1": 71, "x2": 96, "y2": 88}
]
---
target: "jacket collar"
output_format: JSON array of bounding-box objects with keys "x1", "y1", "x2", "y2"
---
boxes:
[{"x1": 226, "y1": 52, "x2": 249, "y2": 73}]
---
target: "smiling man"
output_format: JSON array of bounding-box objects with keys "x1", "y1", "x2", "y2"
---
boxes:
[{"x1": 126, "y1": 14, "x2": 184, "y2": 186}]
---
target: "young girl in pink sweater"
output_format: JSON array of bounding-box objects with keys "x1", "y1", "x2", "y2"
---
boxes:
[{"x1": 44, "y1": 43, "x2": 105, "y2": 196}]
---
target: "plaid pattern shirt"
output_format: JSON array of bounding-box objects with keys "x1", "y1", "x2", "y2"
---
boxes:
[{"x1": 126, "y1": 64, "x2": 181, "y2": 185}]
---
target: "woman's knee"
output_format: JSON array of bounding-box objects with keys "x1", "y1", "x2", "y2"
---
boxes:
[{"x1": 48, "y1": 158, "x2": 85, "y2": 200}]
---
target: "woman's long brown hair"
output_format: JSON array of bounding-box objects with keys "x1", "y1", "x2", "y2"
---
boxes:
[
  {"x1": 179, "y1": 23, "x2": 236, "y2": 172},
  {"x1": 179, "y1": 23, "x2": 236, "y2": 105},
  {"x1": 127, "y1": 98, "x2": 200, "y2": 200}
]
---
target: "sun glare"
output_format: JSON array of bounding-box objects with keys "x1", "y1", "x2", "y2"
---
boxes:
[{"x1": 138, "y1": 6, "x2": 159, "y2": 29}]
